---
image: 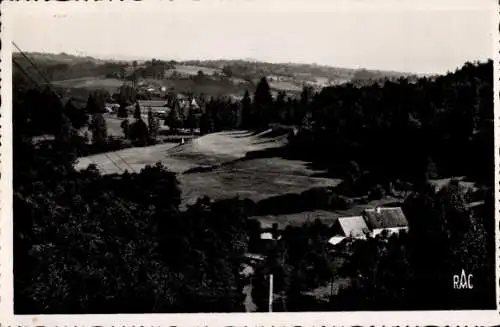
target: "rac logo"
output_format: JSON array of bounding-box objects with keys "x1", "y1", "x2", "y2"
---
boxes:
[{"x1": 453, "y1": 269, "x2": 473, "y2": 290}]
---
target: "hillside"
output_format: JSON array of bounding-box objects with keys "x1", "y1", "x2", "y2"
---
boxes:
[
  {"x1": 13, "y1": 51, "x2": 417, "y2": 92},
  {"x1": 76, "y1": 129, "x2": 341, "y2": 208},
  {"x1": 181, "y1": 59, "x2": 419, "y2": 86}
]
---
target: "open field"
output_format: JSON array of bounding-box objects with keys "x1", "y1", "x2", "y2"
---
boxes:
[
  {"x1": 76, "y1": 143, "x2": 185, "y2": 174},
  {"x1": 76, "y1": 129, "x2": 340, "y2": 208},
  {"x1": 180, "y1": 165, "x2": 340, "y2": 207},
  {"x1": 53, "y1": 77, "x2": 124, "y2": 92},
  {"x1": 76, "y1": 129, "x2": 287, "y2": 174},
  {"x1": 169, "y1": 64, "x2": 223, "y2": 76},
  {"x1": 269, "y1": 80, "x2": 303, "y2": 92}
]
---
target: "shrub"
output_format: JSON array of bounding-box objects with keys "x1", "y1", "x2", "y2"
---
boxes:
[{"x1": 368, "y1": 184, "x2": 385, "y2": 201}]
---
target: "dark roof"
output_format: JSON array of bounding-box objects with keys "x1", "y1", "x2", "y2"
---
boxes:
[
  {"x1": 336, "y1": 216, "x2": 369, "y2": 237},
  {"x1": 31, "y1": 134, "x2": 56, "y2": 144},
  {"x1": 465, "y1": 201, "x2": 485, "y2": 210},
  {"x1": 363, "y1": 207, "x2": 408, "y2": 230},
  {"x1": 146, "y1": 106, "x2": 172, "y2": 113},
  {"x1": 137, "y1": 100, "x2": 169, "y2": 107}
]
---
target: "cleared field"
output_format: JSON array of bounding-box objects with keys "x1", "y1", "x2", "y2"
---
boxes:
[
  {"x1": 268, "y1": 80, "x2": 302, "y2": 92},
  {"x1": 53, "y1": 77, "x2": 123, "y2": 92},
  {"x1": 180, "y1": 166, "x2": 339, "y2": 207},
  {"x1": 76, "y1": 129, "x2": 340, "y2": 208},
  {"x1": 76, "y1": 143, "x2": 188, "y2": 174},
  {"x1": 76, "y1": 130, "x2": 287, "y2": 174},
  {"x1": 168, "y1": 65, "x2": 222, "y2": 76}
]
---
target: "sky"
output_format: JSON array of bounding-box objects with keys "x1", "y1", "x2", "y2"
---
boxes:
[{"x1": 7, "y1": 0, "x2": 497, "y2": 74}]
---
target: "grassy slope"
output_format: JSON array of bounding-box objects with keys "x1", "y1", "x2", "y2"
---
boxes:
[
  {"x1": 76, "y1": 129, "x2": 340, "y2": 210},
  {"x1": 52, "y1": 77, "x2": 124, "y2": 89}
]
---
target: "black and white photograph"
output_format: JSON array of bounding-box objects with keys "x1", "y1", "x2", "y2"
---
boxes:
[{"x1": 1, "y1": 0, "x2": 499, "y2": 324}]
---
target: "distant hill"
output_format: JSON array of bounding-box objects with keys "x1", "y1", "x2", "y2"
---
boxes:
[
  {"x1": 12, "y1": 51, "x2": 129, "y2": 84},
  {"x1": 180, "y1": 59, "x2": 418, "y2": 86},
  {"x1": 13, "y1": 52, "x2": 125, "y2": 65},
  {"x1": 12, "y1": 51, "x2": 419, "y2": 94}
]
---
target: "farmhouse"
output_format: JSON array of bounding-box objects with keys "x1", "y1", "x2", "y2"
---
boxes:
[
  {"x1": 244, "y1": 253, "x2": 266, "y2": 264},
  {"x1": 328, "y1": 207, "x2": 409, "y2": 246},
  {"x1": 362, "y1": 207, "x2": 409, "y2": 237},
  {"x1": 429, "y1": 177, "x2": 479, "y2": 194},
  {"x1": 327, "y1": 236, "x2": 347, "y2": 246},
  {"x1": 137, "y1": 100, "x2": 169, "y2": 108},
  {"x1": 331, "y1": 216, "x2": 370, "y2": 238},
  {"x1": 125, "y1": 100, "x2": 172, "y2": 118},
  {"x1": 328, "y1": 216, "x2": 369, "y2": 246},
  {"x1": 260, "y1": 232, "x2": 282, "y2": 241}
]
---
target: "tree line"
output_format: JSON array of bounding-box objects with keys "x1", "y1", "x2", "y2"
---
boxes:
[{"x1": 202, "y1": 61, "x2": 493, "y2": 189}]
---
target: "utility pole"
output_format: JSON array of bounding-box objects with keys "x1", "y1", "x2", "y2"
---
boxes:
[
  {"x1": 268, "y1": 273, "x2": 273, "y2": 313},
  {"x1": 330, "y1": 275, "x2": 334, "y2": 298}
]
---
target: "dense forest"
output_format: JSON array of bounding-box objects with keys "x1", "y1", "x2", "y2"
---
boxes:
[
  {"x1": 201, "y1": 61, "x2": 493, "y2": 188},
  {"x1": 13, "y1": 60, "x2": 495, "y2": 313}
]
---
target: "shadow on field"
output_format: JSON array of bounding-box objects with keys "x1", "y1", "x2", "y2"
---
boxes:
[
  {"x1": 183, "y1": 145, "x2": 289, "y2": 175},
  {"x1": 224, "y1": 130, "x2": 253, "y2": 137}
]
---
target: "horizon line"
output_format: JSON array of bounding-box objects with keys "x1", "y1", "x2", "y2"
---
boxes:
[{"x1": 12, "y1": 49, "x2": 492, "y2": 77}]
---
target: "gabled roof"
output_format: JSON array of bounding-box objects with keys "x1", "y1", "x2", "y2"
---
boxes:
[
  {"x1": 363, "y1": 207, "x2": 408, "y2": 230},
  {"x1": 465, "y1": 201, "x2": 485, "y2": 210},
  {"x1": 328, "y1": 236, "x2": 346, "y2": 246},
  {"x1": 244, "y1": 253, "x2": 266, "y2": 261},
  {"x1": 137, "y1": 100, "x2": 169, "y2": 107},
  {"x1": 372, "y1": 227, "x2": 408, "y2": 237},
  {"x1": 260, "y1": 232, "x2": 281, "y2": 240},
  {"x1": 336, "y1": 216, "x2": 369, "y2": 238}
]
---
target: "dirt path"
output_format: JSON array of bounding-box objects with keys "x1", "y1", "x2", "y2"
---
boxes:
[{"x1": 243, "y1": 283, "x2": 257, "y2": 312}]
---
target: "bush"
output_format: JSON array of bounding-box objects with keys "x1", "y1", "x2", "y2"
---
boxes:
[
  {"x1": 368, "y1": 184, "x2": 385, "y2": 201},
  {"x1": 330, "y1": 193, "x2": 353, "y2": 210},
  {"x1": 300, "y1": 187, "x2": 332, "y2": 209}
]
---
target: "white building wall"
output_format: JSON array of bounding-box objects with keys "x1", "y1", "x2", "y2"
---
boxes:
[{"x1": 371, "y1": 227, "x2": 408, "y2": 238}]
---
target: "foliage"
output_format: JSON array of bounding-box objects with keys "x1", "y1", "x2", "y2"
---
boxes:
[
  {"x1": 331, "y1": 180, "x2": 495, "y2": 310},
  {"x1": 133, "y1": 102, "x2": 142, "y2": 119},
  {"x1": 128, "y1": 119, "x2": 149, "y2": 146},
  {"x1": 253, "y1": 77, "x2": 273, "y2": 127},
  {"x1": 64, "y1": 99, "x2": 88, "y2": 129},
  {"x1": 12, "y1": 56, "x2": 494, "y2": 313},
  {"x1": 241, "y1": 90, "x2": 252, "y2": 129},
  {"x1": 286, "y1": 61, "x2": 493, "y2": 187},
  {"x1": 147, "y1": 108, "x2": 160, "y2": 140},
  {"x1": 117, "y1": 103, "x2": 129, "y2": 118},
  {"x1": 120, "y1": 119, "x2": 130, "y2": 139},
  {"x1": 14, "y1": 85, "x2": 250, "y2": 313},
  {"x1": 192, "y1": 61, "x2": 493, "y2": 191},
  {"x1": 89, "y1": 113, "x2": 108, "y2": 146},
  {"x1": 85, "y1": 91, "x2": 108, "y2": 114}
]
